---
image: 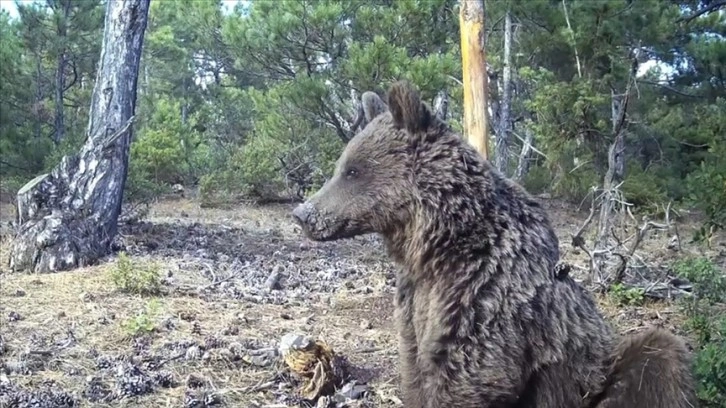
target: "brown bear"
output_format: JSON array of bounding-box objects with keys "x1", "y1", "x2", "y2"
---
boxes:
[{"x1": 291, "y1": 80, "x2": 697, "y2": 408}]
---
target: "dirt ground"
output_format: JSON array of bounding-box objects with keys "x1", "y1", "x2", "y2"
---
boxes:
[{"x1": 0, "y1": 196, "x2": 722, "y2": 407}]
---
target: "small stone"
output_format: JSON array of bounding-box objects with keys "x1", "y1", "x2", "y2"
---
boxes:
[
  {"x1": 265, "y1": 265, "x2": 283, "y2": 291},
  {"x1": 13, "y1": 289, "x2": 26, "y2": 297},
  {"x1": 280, "y1": 313, "x2": 292, "y2": 320},
  {"x1": 336, "y1": 381, "x2": 368, "y2": 400},
  {"x1": 7, "y1": 311, "x2": 22, "y2": 322},
  {"x1": 279, "y1": 333, "x2": 312, "y2": 356},
  {"x1": 360, "y1": 319, "x2": 372, "y2": 330}
]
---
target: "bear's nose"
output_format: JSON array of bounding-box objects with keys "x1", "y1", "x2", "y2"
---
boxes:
[{"x1": 291, "y1": 202, "x2": 311, "y2": 225}]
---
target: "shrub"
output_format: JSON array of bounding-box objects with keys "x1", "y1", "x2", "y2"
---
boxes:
[
  {"x1": 620, "y1": 163, "x2": 667, "y2": 208},
  {"x1": 673, "y1": 256, "x2": 726, "y2": 407},
  {"x1": 608, "y1": 283, "x2": 645, "y2": 306},
  {"x1": 121, "y1": 299, "x2": 161, "y2": 337},
  {"x1": 686, "y1": 147, "x2": 726, "y2": 245},
  {"x1": 110, "y1": 252, "x2": 162, "y2": 296}
]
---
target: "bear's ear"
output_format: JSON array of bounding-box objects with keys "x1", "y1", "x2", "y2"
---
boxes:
[
  {"x1": 386, "y1": 80, "x2": 433, "y2": 134},
  {"x1": 362, "y1": 91, "x2": 388, "y2": 123}
]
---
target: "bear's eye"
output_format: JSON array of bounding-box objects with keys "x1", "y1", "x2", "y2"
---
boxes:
[{"x1": 345, "y1": 168, "x2": 359, "y2": 179}]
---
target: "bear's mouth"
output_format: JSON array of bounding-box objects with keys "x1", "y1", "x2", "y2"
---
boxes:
[{"x1": 299, "y1": 218, "x2": 356, "y2": 242}]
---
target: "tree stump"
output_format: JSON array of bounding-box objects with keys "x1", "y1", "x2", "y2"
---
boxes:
[{"x1": 9, "y1": 0, "x2": 151, "y2": 273}]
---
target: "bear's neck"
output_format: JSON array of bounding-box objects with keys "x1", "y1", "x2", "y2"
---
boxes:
[{"x1": 384, "y1": 156, "x2": 558, "y2": 285}]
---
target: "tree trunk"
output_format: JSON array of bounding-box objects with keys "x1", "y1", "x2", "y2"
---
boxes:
[
  {"x1": 53, "y1": 0, "x2": 71, "y2": 145},
  {"x1": 459, "y1": 0, "x2": 489, "y2": 159},
  {"x1": 433, "y1": 89, "x2": 449, "y2": 121},
  {"x1": 494, "y1": 8, "x2": 513, "y2": 174},
  {"x1": 33, "y1": 58, "x2": 43, "y2": 141},
  {"x1": 595, "y1": 88, "x2": 630, "y2": 250},
  {"x1": 10, "y1": 0, "x2": 151, "y2": 273},
  {"x1": 514, "y1": 128, "x2": 534, "y2": 182}
]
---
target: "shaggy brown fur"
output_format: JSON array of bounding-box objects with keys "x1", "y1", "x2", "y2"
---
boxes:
[{"x1": 291, "y1": 80, "x2": 697, "y2": 408}]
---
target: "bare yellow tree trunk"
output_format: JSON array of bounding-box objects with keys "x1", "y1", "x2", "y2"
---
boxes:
[{"x1": 459, "y1": 0, "x2": 489, "y2": 159}]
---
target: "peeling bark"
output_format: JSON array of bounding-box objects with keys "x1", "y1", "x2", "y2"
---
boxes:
[{"x1": 10, "y1": 0, "x2": 150, "y2": 273}]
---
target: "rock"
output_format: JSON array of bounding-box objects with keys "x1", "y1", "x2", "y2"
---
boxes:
[
  {"x1": 13, "y1": 289, "x2": 25, "y2": 297},
  {"x1": 336, "y1": 381, "x2": 368, "y2": 400},
  {"x1": 360, "y1": 319, "x2": 372, "y2": 330},
  {"x1": 7, "y1": 311, "x2": 22, "y2": 322},
  {"x1": 279, "y1": 333, "x2": 313, "y2": 356},
  {"x1": 265, "y1": 265, "x2": 283, "y2": 290}
]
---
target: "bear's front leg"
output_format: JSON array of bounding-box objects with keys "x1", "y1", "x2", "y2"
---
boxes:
[
  {"x1": 395, "y1": 278, "x2": 424, "y2": 408},
  {"x1": 416, "y1": 339, "x2": 526, "y2": 408},
  {"x1": 398, "y1": 327, "x2": 424, "y2": 408}
]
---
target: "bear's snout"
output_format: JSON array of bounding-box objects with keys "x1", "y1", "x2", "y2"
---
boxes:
[{"x1": 291, "y1": 202, "x2": 313, "y2": 226}]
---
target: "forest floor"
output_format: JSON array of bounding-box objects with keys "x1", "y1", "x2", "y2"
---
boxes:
[{"x1": 0, "y1": 195, "x2": 723, "y2": 408}]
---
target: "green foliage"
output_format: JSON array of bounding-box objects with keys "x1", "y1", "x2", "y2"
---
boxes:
[
  {"x1": 521, "y1": 165, "x2": 553, "y2": 195},
  {"x1": 0, "y1": 0, "x2": 724, "y2": 234},
  {"x1": 674, "y1": 257, "x2": 726, "y2": 306},
  {"x1": 121, "y1": 299, "x2": 162, "y2": 337},
  {"x1": 110, "y1": 252, "x2": 162, "y2": 296},
  {"x1": 620, "y1": 162, "x2": 668, "y2": 207},
  {"x1": 693, "y1": 330, "x2": 726, "y2": 408},
  {"x1": 124, "y1": 159, "x2": 169, "y2": 205},
  {"x1": 686, "y1": 138, "x2": 726, "y2": 242},
  {"x1": 131, "y1": 97, "x2": 210, "y2": 185},
  {"x1": 673, "y1": 256, "x2": 726, "y2": 407},
  {"x1": 608, "y1": 283, "x2": 645, "y2": 306}
]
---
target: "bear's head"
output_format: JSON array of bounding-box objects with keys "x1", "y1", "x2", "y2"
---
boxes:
[{"x1": 291, "y1": 80, "x2": 466, "y2": 242}]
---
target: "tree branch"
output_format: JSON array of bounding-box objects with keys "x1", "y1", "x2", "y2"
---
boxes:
[{"x1": 677, "y1": 1, "x2": 726, "y2": 23}]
